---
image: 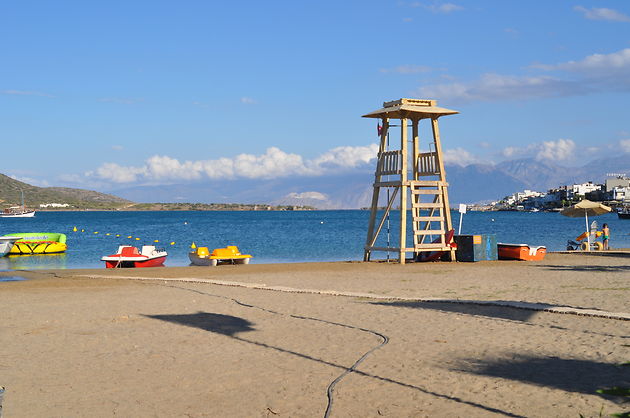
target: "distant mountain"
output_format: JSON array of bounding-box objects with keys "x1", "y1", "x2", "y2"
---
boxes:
[
  {"x1": 446, "y1": 163, "x2": 527, "y2": 203},
  {"x1": 495, "y1": 158, "x2": 580, "y2": 191},
  {"x1": 0, "y1": 174, "x2": 132, "y2": 209},
  {"x1": 110, "y1": 171, "x2": 376, "y2": 210},
  {"x1": 110, "y1": 165, "x2": 526, "y2": 208},
  {"x1": 104, "y1": 152, "x2": 630, "y2": 209},
  {"x1": 496, "y1": 153, "x2": 630, "y2": 192}
]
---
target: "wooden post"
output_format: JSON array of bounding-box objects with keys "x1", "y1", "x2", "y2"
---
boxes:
[
  {"x1": 411, "y1": 118, "x2": 420, "y2": 251},
  {"x1": 364, "y1": 119, "x2": 389, "y2": 261},
  {"x1": 399, "y1": 116, "x2": 408, "y2": 264},
  {"x1": 431, "y1": 117, "x2": 456, "y2": 260}
]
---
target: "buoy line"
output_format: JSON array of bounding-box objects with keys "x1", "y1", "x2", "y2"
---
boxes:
[{"x1": 81, "y1": 274, "x2": 630, "y2": 321}]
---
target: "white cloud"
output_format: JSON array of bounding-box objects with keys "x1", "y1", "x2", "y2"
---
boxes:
[
  {"x1": 431, "y1": 3, "x2": 463, "y2": 13},
  {"x1": 312, "y1": 144, "x2": 379, "y2": 168},
  {"x1": 2, "y1": 90, "x2": 54, "y2": 98},
  {"x1": 240, "y1": 97, "x2": 256, "y2": 104},
  {"x1": 418, "y1": 48, "x2": 630, "y2": 104},
  {"x1": 286, "y1": 192, "x2": 328, "y2": 200},
  {"x1": 620, "y1": 139, "x2": 630, "y2": 153},
  {"x1": 442, "y1": 147, "x2": 483, "y2": 166},
  {"x1": 91, "y1": 163, "x2": 147, "y2": 183},
  {"x1": 112, "y1": 145, "x2": 124, "y2": 151},
  {"x1": 500, "y1": 139, "x2": 576, "y2": 162},
  {"x1": 418, "y1": 73, "x2": 579, "y2": 104},
  {"x1": 536, "y1": 138, "x2": 575, "y2": 161},
  {"x1": 533, "y1": 48, "x2": 630, "y2": 76},
  {"x1": 574, "y1": 6, "x2": 630, "y2": 22},
  {"x1": 411, "y1": 2, "x2": 463, "y2": 13},
  {"x1": 87, "y1": 144, "x2": 379, "y2": 184}
]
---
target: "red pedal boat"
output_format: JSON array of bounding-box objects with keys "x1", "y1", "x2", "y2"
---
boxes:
[
  {"x1": 101, "y1": 245, "x2": 167, "y2": 268},
  {"x1": 498, "y1": 243, "x2": 546, "y2": 261}
]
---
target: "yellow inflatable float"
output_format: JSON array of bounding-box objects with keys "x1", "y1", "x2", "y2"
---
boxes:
[{"x1": 5, "y1": 233, "x2": 67, "y2": 254}]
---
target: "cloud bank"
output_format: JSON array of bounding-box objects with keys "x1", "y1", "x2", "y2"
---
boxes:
[
  {"x1": 501, "y1": 138, "x2": 576, "y2": 162},
  {"x1": 88, "y1": 144, "x2": 380, "y2": 184},
  {"x1": 417, "y1": 48, "x2": 630, "y2": 104}
]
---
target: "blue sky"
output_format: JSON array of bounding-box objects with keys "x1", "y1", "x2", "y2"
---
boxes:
[{"x1": 1, "y1": 1, "x2": 629, "y2": 190}]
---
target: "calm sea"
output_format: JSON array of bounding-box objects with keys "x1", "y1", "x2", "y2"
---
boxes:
[{"x1": 1, "y1": 210, "x2": 628, "y2": 270}]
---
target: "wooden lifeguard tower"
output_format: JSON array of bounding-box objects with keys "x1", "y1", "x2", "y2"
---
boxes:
[{"x1": 363, "y1": 98, "x2": 458, "y2": 264}]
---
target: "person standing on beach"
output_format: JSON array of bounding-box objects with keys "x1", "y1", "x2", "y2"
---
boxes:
[{"x1": 602, "y1": 223, "x2": 610, "y2": 250}]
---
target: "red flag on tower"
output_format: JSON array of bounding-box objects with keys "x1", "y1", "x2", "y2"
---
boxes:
[{"x1": 377, "y1": 123, "x2": 382, "y2": 137}]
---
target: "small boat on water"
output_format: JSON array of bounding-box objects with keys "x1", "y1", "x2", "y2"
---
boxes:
[
  {"x1": 498, "y1": 243, "x2": 546, "y2": 261},
  {"x1": 102, "y1": 245, "x2": 167, "y2": 268},
  {"x1": 189, "y1": 245, "x2": 252, "y2": 266},
  {"x1": 1, "y1": 190, "x2": 36, "y2": 218},
  {"x1": 4, "y1": 233, "x2": 67, "y2": 254},
  {"x1": 0, "y1": 236, "x2": 22, "y2": 256},
  {"x1": 1, "y1": 206, "x2": 35, "y2": 218},
  {"x1": 617, "y1": 206, "x2": 630, "y2": 219}
]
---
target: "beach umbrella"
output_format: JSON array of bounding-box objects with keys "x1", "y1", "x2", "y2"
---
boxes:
[{"x1": 560, "y1": 199, "x2": 611, "y2": 249}]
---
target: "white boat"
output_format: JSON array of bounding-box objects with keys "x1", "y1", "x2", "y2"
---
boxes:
[
  {"x1": 102, "y1": 245, "x2": 168, "y2": 268},
  {"x1": 1, "y1": 207, "x2": 36, "y2": 217},
  {"x1": 1, "y1": 190, "x2": 35, "y2": 218},
  {"x1": 0, "y1": 236, "x2": 22, "y2": 256}
]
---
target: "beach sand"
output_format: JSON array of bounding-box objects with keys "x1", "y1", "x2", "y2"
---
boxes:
[{"x1": 1, "y1": 253, "x2": 629, "y2": 417}]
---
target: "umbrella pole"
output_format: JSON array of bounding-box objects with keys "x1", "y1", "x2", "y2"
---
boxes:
[{"x1": 585, "y1": 210, "x2": 590, "y2": 251}]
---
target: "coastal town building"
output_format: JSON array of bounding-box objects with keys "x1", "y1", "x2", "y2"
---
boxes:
[
  {"x1": 570, "y1": 182, "x2": 601, "y2": 197},
  {"x1": 39, "y1": 203, "x2": 70, "y2": 208}
]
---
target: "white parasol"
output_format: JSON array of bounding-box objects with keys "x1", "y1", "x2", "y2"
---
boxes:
[{"x1": 560, "y1": 199, "x2": 611, "y2": 250}]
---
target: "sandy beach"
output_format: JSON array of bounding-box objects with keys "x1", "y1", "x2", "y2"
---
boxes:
[{"x1": 1, "y1": 253, "x2": 629, "y2": 417}]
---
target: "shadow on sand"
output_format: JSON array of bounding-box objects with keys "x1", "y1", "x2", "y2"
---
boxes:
[
  {"x1": 145, "y1": 312, "x2": 255, "y2": 336},
  {"x1": 454, "y1": 354, "x2": 630, "y2": 400},
  {"x1": 370, "y1": 300, "x2": 541, "y2": 322},
  {"x1": 146, "y1": 310, "x2": 526, "y2": 417},
  {"x1": 537, "y1": 264, "x2": 630, "y2": 273}
]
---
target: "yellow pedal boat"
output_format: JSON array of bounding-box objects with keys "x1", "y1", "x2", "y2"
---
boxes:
[{"x1": 188, "y1": 245, "x2": 252, "y2": 266}]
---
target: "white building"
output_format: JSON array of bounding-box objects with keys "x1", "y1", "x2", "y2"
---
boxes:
[
  {"x1": 570, "y1": 182, "x2": 601, "y2": 197},
  {"x1": 612, "y1": 187, "x2": 630, "y2": 202},
  {"x1": 39, "y1": 203, "x2": 70, "y2": 208}
]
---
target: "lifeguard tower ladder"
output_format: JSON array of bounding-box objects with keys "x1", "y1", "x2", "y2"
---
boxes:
[{"x1": 363, "y1": 98, "x2": 458, "y2": 264}]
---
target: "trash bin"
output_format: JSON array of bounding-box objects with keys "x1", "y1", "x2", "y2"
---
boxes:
[{"x1": 454, "y1": 234, "x2": 497, "y2": 262}]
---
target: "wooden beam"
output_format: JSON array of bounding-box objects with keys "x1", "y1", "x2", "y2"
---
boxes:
[
  {"x1": 367, "y1": 187, "x2": 399, "y2": 249},
  {"x1": 431, "y1": 117, "x2": 456, "y2": 261},
  {"x1": 364, "y1": 118, "x2": 389, "y2": 261},
  {"x1": 399, "y1": 117, "x2": 408, "y2": 264}
]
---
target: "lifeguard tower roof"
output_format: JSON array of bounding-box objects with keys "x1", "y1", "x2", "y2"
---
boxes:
[{"x1": 362, "y1": 98, "x2": 458, "y2": 119}]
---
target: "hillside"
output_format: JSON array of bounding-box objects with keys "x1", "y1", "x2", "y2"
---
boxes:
[{"x1": 0, "y1": 174, "x2": 132, "y2": 210}]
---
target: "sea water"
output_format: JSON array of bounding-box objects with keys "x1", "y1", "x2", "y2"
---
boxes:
[{"x1": 0, "y1": 210, "x2": 628, "y2": 270}]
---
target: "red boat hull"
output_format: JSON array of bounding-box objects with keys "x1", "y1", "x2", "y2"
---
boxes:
[
  {"x1": 498, "y1": 244, "x2": 546, "y2": 261},
  {"x1": 104, "y1": 256, "x2": 166, "y2": 268}
]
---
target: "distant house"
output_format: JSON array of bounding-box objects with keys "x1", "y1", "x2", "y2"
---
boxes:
[
  {"x1": 605, "y1": 175, "x2": 630, "y2": 192},
  {"x1": 39, "y1": 203, "x2": 70, "y2": 208},
  {"x1": 569, "y1": 182, "x2": 602, "y2": 198},
  {"x1": 612, "y1": 186, "x2": 630, "y2": 202}
]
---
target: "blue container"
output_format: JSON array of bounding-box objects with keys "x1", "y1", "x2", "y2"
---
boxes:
[{"x1": 454, "y1": 234, "x2": 498, "y2": 262}]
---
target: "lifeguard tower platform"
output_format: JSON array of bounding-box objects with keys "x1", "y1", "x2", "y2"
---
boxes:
[{"x1": 363, "y1": 98, "x2": 458, "y2": 264}]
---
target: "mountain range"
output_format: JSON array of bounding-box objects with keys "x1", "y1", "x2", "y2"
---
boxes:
[
  {"x1": 108, "y1": 153, "x2": 630, "y2": 208},
  {"x1": 0, "y1": 174, "x2": 131, "y2": 209}
]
